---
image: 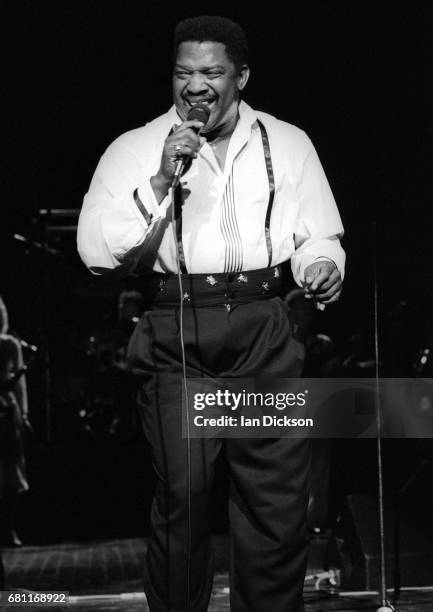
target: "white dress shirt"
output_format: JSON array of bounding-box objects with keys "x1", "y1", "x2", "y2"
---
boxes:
[{"x1": 77, "y1": 101, "x2": 345, "y2": 285}]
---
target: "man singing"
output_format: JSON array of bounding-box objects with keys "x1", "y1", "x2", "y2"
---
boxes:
[{"x1": 78, "y1": 15, "x2": 345, "y2": 612}]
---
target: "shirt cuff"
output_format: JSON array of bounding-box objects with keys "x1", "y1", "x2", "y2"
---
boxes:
[
  {"x1": 133, "y1": 179, "x2": 170, "y2": 227},
  {"x1": 292, "y1": 240, "x2": 346, "y2": 286}
]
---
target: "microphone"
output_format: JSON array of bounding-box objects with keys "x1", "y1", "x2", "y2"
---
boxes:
[{"x1": 172, "y1": 103, "x2": 210, "y2": 187}]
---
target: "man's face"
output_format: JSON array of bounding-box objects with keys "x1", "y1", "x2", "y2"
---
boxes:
[{"x1": 173, "y1": 41, "x2": 249, "y2": 134}]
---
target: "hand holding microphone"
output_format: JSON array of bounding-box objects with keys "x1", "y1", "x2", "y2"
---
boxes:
[
  {"x1": 171, "y1": 104, "x2": 210, "y2": 187},
  {"x1": 151, "y1": 104, "x2": 211, "y2": 199}
]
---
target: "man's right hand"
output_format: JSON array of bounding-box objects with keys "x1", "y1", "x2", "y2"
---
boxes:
[{"x1": 150, "y1": 120, "x2": 206, "y2": 202}]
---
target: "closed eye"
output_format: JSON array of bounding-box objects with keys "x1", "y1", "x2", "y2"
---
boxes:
[
  {"x1": 174, "y1": 69, "x2": 224, "y2": 79},
  {"x1": 174, "y1": 71, "x2": 191, "y2": 79},
  {"x1": 205, "y1": 72, "x2": 223, "y2": 79}
]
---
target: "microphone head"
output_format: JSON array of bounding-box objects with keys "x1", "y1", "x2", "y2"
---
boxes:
[{"x1": 186, "y1": 103, "x2": 210, "y2": 127}]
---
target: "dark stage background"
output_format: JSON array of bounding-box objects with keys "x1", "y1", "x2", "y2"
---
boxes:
[{"x1": 2, "y1": 1, "x2": 432, "y2": 543}]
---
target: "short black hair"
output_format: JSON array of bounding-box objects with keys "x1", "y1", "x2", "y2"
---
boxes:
[{"x1": 174, "y1": 16, "x2": 248, "y2": 70}]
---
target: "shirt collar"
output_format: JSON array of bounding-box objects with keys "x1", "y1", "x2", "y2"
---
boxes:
[{"x1": 231, "y1": 100, "x2": 258, "y2": 150}]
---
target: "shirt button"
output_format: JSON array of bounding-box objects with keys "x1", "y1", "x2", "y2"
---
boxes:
[{"x1": 225, "y1": 304, "x2": 231, "y2": 312}]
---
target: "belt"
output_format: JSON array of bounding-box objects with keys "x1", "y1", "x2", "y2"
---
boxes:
[{"x1": 140, "y1": 265, "x2": 283, "y2": 309}]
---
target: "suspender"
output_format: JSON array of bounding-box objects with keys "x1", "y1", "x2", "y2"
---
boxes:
[
  {"x1": 175, "y1": 119, "x2": 275, "y2": 272},
  {"x1": 257, "y1": 120, "x2": 275, "y2": 267}
]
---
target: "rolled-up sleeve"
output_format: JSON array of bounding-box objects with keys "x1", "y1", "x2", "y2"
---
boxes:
[
  {"x1": 290, "y1": 142, "x2": 345, "y2": 285},
  {"x1": 77, "y1": 138, "x2": 170, "y2": 274}
]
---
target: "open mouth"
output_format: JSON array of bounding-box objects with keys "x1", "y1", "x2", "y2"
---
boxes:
[{"x1": 185, "y1": 99, "x2": 216, "y2": 108}]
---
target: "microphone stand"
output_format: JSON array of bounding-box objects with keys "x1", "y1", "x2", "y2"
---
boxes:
[
  {"x1": 373, "y1": 222, "x2": 395, "y2": 612},
  {"x1": 14, "y1": 228, "x2": 62, "y2": 443}
]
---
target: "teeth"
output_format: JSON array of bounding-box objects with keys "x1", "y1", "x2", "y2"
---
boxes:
[{"x1": 188, "y1": 100, "x2": 214, "y2": 105}]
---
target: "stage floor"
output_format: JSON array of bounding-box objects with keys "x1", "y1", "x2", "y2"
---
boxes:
[{"x1": 1, "y1": 537, "x2": 432, "y2": 611}]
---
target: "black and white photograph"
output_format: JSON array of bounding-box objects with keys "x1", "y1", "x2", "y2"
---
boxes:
[{"x1": 1, "y1": 2, "x2": 432, "y2": 611}]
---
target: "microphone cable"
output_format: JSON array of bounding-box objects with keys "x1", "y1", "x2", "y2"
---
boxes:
[
  {"x1": 170, "y1": 177, "x2": 192, "y2": 612},
  {"x1": 169, "y1": 103, "x2": 210, "y2": 611}
]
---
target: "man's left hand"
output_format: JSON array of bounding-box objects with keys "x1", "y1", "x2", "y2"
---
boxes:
[{"x1": 303, "y1": 260, "x2": 342, "y2": 304}]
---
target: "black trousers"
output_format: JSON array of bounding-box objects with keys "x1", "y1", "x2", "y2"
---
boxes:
[{"x1": 128, "y1": 286, "x2": 309, "y2": 612}]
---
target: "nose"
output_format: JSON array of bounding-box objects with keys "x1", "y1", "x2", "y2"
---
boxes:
[{"x1": 186, "y1": 72, "x2": 209, "y2": 95}]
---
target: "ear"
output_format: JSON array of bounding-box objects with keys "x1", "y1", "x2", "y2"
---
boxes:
[{"x1": 237, "y1": 64, "x2": 250, "y2": 91}]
